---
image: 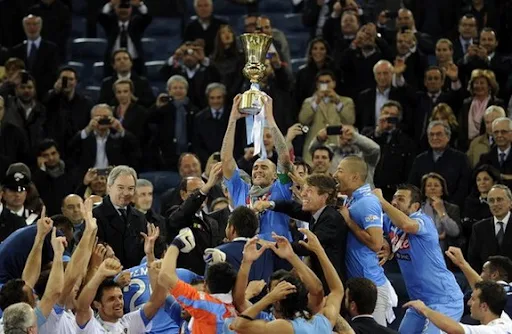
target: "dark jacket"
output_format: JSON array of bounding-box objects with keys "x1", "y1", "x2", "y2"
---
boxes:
[
  {"x1": 193, "y1": 107, "x2": 230, "y2": 166},
  {"x1": 350, "y1": 316, "x2": 398, "y2": 334},
  {"x1": 93, "y1": 196, "x2": 149, "y2": 268},
  {"x1": 356, "y1": 86, "x2": 407, "y2": 130},
  {"x1": 0, "y1": 207, "x2": 26, "y2": 243},
  {"x1": 3, "y1": 97, "x2": 46, "y2": 152},
  {"x1": 112, "y1": 103, "x2": 149, "y2": 142},
  {"x1": 160, "y1": 182, "x2": 224, "y2": 217},
  {"x1": 272, "y1": 202, "x2": 347, "y2": 292},
  {"x1": 167, "y1": 189, "x2": 221, "y2": 275},
  {"x1": 462, "y1": 193, "x2": 492, "y2": 241},
  {"x1": 182, "y1": 16, "x2": 227, "y2": 56},
  {"x1": 0, "y1": 122, "x2": 29, "y2": 174},
  {"x1": 98, "y1": 74, "x2": 155, "y2": 108},
  {"x1": 468, "y1": 215, "x2": 512, "y2": 272},
  {"x1": 31, "y1": 167, "x2": 77, "y2": 216},
  {"x1": 408, "y1": 148, "x2": 471, "y2": 208}
]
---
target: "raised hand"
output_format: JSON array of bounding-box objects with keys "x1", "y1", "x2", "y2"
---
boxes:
[
  {"x1": 245, "y1": 280, "x2": 267, "y2": 299},
  {"x1": 208, "y1": 162, "x2": 223, "y2": 185},
  {"x1": 338, "y1": 205, "x2": 351, "y2": 222},
  {"x1": 51, "y1": 227, "x2": 68, "y2": 255},
  {"x1": 267, "y1": 280, "x2": 297, "y2": 302},
  {"x1": 444, "y1": 63, "x2": 458, "y2": 81},
  {"x1": 115, "y1": 271, "x2": 131, "y2": 288},
  {"x1": 229, "y1": 94, "x2": 246, "y2": 120},
  {"x1": 36, "y1": 206, "x2": 53, "y2": 238},
  {"x1": 403, "y1": 300, "x2": 428, "y2": 316},
  {"x1": 90, "y1": 243, "x2": 107, "y2": 269},
  {"x1": 98, "y1": 258, "x2": 123, "y2": 278},
  {"x1": 378, "y1": 240, "x2": 392, "y2": 266},
  {"x1": 242, "y1": 237, "x2": 268, "y2": 263},
  {"x1": 140, "y1": 223, "x2": 160, "y2": 255},
  {"x1": 298, "y1": 228, "x2": 322, "y2": 254},
  {"x1": 445, "y1": 246, "x2": 466, "y2": 268},
  {"x1": 251, "y1": 200, "x2": 272, "y2": 213},
  {"x1": 372, "y1": 188, "x2": 385, "y2": 203},
  {"x1": 81, "y1": 198, "x2": 97, "y2": 231},
  {"x1": 268, "y1": 233, "x2": 295, "y2": 260}
]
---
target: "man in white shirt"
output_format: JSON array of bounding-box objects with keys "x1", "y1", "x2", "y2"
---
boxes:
[{"x1": 405, "y1": 281, "x2": 512, "y2": 334}]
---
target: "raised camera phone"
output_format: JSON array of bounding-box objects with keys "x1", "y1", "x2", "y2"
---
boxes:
[
  {"x1": 98, "y1": 117, "x2": 112, "y2": 125},
  {"x1": 96, "y1": 168, "x2": 111, "y2": 177},
  {"x1": 212, "y1": 153, "x2": 221, "y2": 161},
  {"x1": 326, "y1": 125, "x2": 343, "y2": 135},
  {"x1": 319, "y1": 83, "x2": 328, "y2": 91},
  {"x1": 62, "y1": 77, "x2": 68, "y2": 89},
  {"x1": 386, "y1": 116, "x2": 399, "y2": 124},
  {"x1": 21, "y1": 72, "x2": 30, "y2": 84},
  {"x1": 159, "y1": 95, "x2": 171, "y2": 103}
]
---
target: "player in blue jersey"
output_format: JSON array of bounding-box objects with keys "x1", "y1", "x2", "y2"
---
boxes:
[
  {"x1": 221, "y1": 94, "x2": 294, "y2": 241},
  {"x1": 335, "y1": 155, "x2": 395, "y2": 326},
  {"x1": 372, "y1": 185, "x2": 464, "y2": 333}
]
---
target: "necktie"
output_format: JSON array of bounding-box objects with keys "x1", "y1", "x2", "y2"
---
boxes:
[
  {"x1": 464, "y1": 42, "x2": 470, "y2": 54},
  {"x1": 120, "y1": 24, "x2": 128, "y2": 49},
  {"x1": 118, "y1": 208, "x2": 127, "y2": 221},
  {"x1": 499, "y1": 153, "x2": 506, "y2": 167},
  {"x1": 497, "y1": 222, "x2": 505, "y2": 247},
  {"x1": 215, "y1": 110, "x2": 221, "y2": 120},
  {"x1": 28, "y1": 42, "x2": 38, "y2": 70},
  {"x1": 309, "y1": 217, "x2": 316, "y2": 228}
]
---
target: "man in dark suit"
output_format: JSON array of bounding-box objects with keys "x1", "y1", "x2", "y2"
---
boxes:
[
  {"x1": 408, "y1": 121, "x2": 471, "y2": 208},
  {"x1": 0, "y1": 96, "x2": 29, "y2": 174},
  {"x1": 193, "y1": 83, "x2": 230, "y2": 166},
  {"x1": 68, "y1": 104, "x2": 141, "y2": 175},
  {"x1": 98, "y1": 0, "x2": 152, "y2": 77},
  {"x1": 393, "y1": 30, "x2": 428, "y2": 93},
  {"x1": 451, "y1": 14, "x2": 478, "y2": 63},
  {"x1": 44, "y1": 66, "x2": 94, "y2": 158},
  {"x1": 477, "y1": 117, "x2": 512, "y2": 189},
  {"x1": 253, "y1": 174, "x2": 348, "y2": 292},
  {"x1": 9, "y1": 15, "x2": 59, "y2": 100},
  {"x1": 93, "y1": 165, "x2": 153, "y2": 269},
  {"x1": 0, "y1": 185, "x2": 27, "y2": 243},
  {"x1": 468, "y1": 184, "x2": 512, "y2": 272},
  {"x1": 3, "y1": 72, "x2": 46, "y2": 152},
  {"x1": 166, "y1": 170, "x2": 222, "y2": 275},
  {"x1": 357, "y1": 60, "x2": 407, "y2": 131},
  {"x1": 346, "y1": 278, "x2": 398, "y2": 334},
  {"x1": 133, "y1": 178, "x2": 165, "y2": 234},
  {"x1": 98, "y1": 49, "x2": 154, "y2": 107},
  {"x1": 182, "y1": 0, "x2": 226, "y2": 56}
]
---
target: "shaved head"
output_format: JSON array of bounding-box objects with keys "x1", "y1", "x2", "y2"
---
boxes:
[{"x1": 341, "y1": 156, "x2": 368, "y2": 181}]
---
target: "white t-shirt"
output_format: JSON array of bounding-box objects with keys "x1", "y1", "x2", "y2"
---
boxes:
[
  {"x1": 77, "y1": 308, "x2": 152, "y2": 334},
  {"x1": 462, "y1": 318, "x2": 512, "y2": 333},
  {"x1": 39, "y1": 307, "x2": 77, "y2": 334}
]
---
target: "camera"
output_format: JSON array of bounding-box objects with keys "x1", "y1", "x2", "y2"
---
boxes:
[
  {"x1": 326, "y1": 125, "x2": 343, "y2": 135},
  {"x1": 96, "y1": 168, "x2": 112, "y2": 177},
  {"x1": 62, "y1": 77, "x2": 68, "y2": 89},
  {"x1": 159, "y1": 95, "x2": 171, "y2": 103},
  {"x1": 98, "y1": 116, "x2": 112, "y2": 125},
  {"x1": 319, "y1": 83, "x2": 328, "y2": 91},
  {"x1": 299, "y1": 125, "x2": 309, "y2": 134},
  {"x1": 386, "y1": 116, "x2": 399, "y2": 124},
  {"x1": 212, "y1": 153, "x2": 221, "y2": 161},
  {"x1": 21, "y1": 71, "x2": 30, "y2": 84},
  {"x1": 186, "y1": 48, "x2": 194, "y2": 55}
]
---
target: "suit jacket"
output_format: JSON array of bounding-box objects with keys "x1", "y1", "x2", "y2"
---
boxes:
[
  {"x1": 182, "y1": 16, "x2": 226, "y2": 56},
  {"x1": 68, "y1": 129, "x2": 141, "y2": 173},
  {"x1": 477, "y1": 146, "x2": 512, "y2": 189},
  {"x1": 468, "y1": 215, "x2": 512, "y2": 272},
  {"x1": 4, "y1": 97, "x2": 46, "y2": 152},
  {"x1": 350, "y1": 316, "x2": 398, "y2": 334},
  {"x1": 98, "y1": 73, "x2": 155, "y2": 108},
  {"x1": 167, "y1": 189, "x2": 221, "y2": 275},
  {"x1": 98, "y1": 6, "x2": 152, "y2": 76},
  {"x1": 0, "y1": 206, "x2": 26, "y2": 243},
  {"x1": 93, "y1": 196, "x2": 149, "y2": 268},
  {"x1": 159, "y1": 182, "x2": 224, "y2": 217},
  {"x1": 356, "y1": 86, "x2": 406, "y2": 130},
  {"x1": 207, "y1": 207, "x2": 231, "y2": 241},
  {"x1": 273, "y1": 202, "x2": 348, "y2": 292},
  {"x1": 193, "y1": 107, "x2": 229, "y2": 166},
  {"x1": 112, "y1": 103, "x2": 149, "y2": 142},
  {"x1": 408, "y1": 148, "x2": 471, "y2": 208},
  {"x1": 0, "y1": 121, "x2": 29, "y2": 171},
  {"x1": 458, "y1": 96, "x2": 504, "y2": 152},
  {"x1": 9, "y1": 40, "x2": 59, "y2": 99}
]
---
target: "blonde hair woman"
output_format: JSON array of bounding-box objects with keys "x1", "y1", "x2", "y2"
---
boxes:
[
  {"x1": 459, "y1": 69, "x2": 504, "y2": 152},
  {"x1": 430, "y1": 103, "x2": 460, "y2": 148}
]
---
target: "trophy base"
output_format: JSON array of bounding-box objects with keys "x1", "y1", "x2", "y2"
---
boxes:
[{"x1": 240, "y1": 88, "x2": 263, "y2": 115}]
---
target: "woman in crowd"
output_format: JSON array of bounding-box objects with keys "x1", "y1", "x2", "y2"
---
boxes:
[
  {"x1": 420, "y1": 172, "x2": 461, "y2": 252},
  {"x1": 210, "y1": 24, "x2": 244, "y2": 100},
  {"x1": 462, "y1": 164, "x2": 500, "y2": 240},
  {"x1": 459, "y1": 69, "x2": 503, "y2": 151},
  {"x1": 294, "y1": 37, "x2": 340, "y2": 108},
  {"x1": 112, "y1": 78, "x2": 148, "y2": 140},
  {"x1": 434, "y1": 39, "x2": 456, "y2": 91}
]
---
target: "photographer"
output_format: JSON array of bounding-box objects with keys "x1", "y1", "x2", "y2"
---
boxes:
[
  {"x1": 44, "y1": 67, "x2": 93, "y2": 158},
  {"x1": 68, "y1": 103, "x2": 141, "y2": 176},
  {"x1": 159, "y1": 41, "x2": 220, "y2": 109}
]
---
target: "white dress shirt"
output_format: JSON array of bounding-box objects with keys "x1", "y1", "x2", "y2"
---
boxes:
[
  {"x1": 493, "y1": 211, "x2": 510, "y2": 236},
  {"x1": 26, "y1": 36, "x2": 42, "y2": 58}
]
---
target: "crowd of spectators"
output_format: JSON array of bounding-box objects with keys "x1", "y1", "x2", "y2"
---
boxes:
[{"x1": 0, "y1": 0, "x2": 512, "y2": 333}]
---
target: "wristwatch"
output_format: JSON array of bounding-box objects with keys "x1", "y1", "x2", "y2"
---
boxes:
[{"x1": 268, "y1": 201, "x2": 276, "y2": 210}]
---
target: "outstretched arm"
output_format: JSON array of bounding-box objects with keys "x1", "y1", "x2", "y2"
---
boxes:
[
  {"x1": 404, "y1": 300, "x2": 464, "y2": 334},
  {"x1": 373, "y1": 188, "x2": 420, "y2": 234},
  {"x1": 264, "y1": 96, "x2": 293, "y2": 174},
  {"x1": 445, "y1": 247, "x2": 482, "y2": 290},
  {"x1": 221, "y1": 94, "x2": 244, "y2": 179},
  {"x1": 23, "y1": 207, "x2": 52, "y2": 289}
]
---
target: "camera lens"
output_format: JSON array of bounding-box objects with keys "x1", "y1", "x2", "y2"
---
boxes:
[
  {"x1": 301, "y1": 126, "x2": 309, "y2": 134},
  {"x1": 187, "y1": 49, "x2": 194, "y2": 55}
]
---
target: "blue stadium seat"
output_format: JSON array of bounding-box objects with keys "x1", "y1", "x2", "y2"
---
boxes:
[
  {"x1": 259, "y1": 0, "x2": 293, "y2": 13},
  {"x1": 71, "y1": 38, "x2": 107, "y2": 63},
  {"x1": 71, "y1": 16, "x2": 86, "y2": 39},
  {"x1": 152, "y1": 37, "x2": 181, "y2": 58},
  {"x1": 141, "y1": 37, "x2": 157, "y2": 61},
  {"x1": 71, "y1": 0, "x2": 87, "y2": 16},
  {"x1": 138, "y1": 171, "x2": 181, "y2": 212},
  {"x1": 291, "y1": 58, "x2": 307, "y2": 73},
  {"x1": 146, "y1": 17, "x2": 183, "y2": 38},
  {"x1": 145, "y1": 60, "x2": 166, "y2": 81},
  {"x1": 213, "y1": 0, "x2": 247, "y2": 16},
  {"x1": 66, "y1": 61, "x2": 85, "y2": 80},
  {"x1": 85, "y1": 86, "x2": 101, "y2": 102},
  {"x1": 92, "y1": 62, "x2": 104, "y2": 85},
  {"x1": 281, "y1": 14, "x2": 307, "y2": 34},
  {"x1": 287, "y1": 34, "x2": 309, "y2": 59}
]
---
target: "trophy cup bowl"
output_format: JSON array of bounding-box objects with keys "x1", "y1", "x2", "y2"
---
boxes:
[{"x1": 239, "y1": 33, "x2": 273, "y2": 115}]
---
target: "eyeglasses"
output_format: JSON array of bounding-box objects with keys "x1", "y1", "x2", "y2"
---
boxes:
[
  {"x1": 493, "y1": 130, "x2": 511, "y2": 135},
  {"x1": 428, "y1": 132, "x2": 446, "y2": 138}
]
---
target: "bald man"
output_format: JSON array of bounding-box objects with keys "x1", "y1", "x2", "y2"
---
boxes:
[
  {"x1": 61, "y1": 194, "x2": 84, "y2": 246},
  {"x1": 335, "y1": 155, "x2": 395, "y2": 326}
]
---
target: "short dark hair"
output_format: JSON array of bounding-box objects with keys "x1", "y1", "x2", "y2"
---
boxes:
[
  {"x1": 473, "y1": 164, "x2": 501, "y2": 192},
  {"x1": 58, "y1": 66, "x2": 78, "y2": 80},
  {"x1": 227, "y1": 206, "x2": 259, "y2": 238},
  {"x1": 424, "y1": 65, "x2": 444, "y2": 78},
  {"x1": 205, "y1": 262, "x2": 237, "y2": 294},
  {"x1": 0, "y1": 279, "x2": 29, "y2": 310},
  {"x1": 346, "y1": 277, "x2": 378, "y2": 315},
  {"x1": 306, "y1": 174, "x2": 338, "y2": 206},
  {"x1": 487, "y1": 256, "x2": 512, "y2": 282},
  {"x1": 380, "y1": 100, "x2": 403, "y2": 116},
  {"x1": 474, "y1": 280, "x2": 507, "y2": 316},
  {"x1": 178, "y1": 177, "x2": 201, "y2": 193},
  {"x1": 420, "y1": 172, "x2": 449, "y2": 199},
  {"x1": 312, "y1": 145, "x2": 334, "y2": 161},
  {"x1": 269, "y1": 269, "x2": 289, "y2": 284},
  {"x1": 316, "y1": 69, "x2": 336, "y2": 82},
  {"x1": 111, "y1": 49, "x2": 132, "y2": 64},
  {"x1": 52, "y1": 214, "x2": 74, "y2": 233},
  {"x1": 178, "y1": 153, "x2": 200, "y2": 168},
  {"x1": 94, "y1": 279, "x2": 122, "y2": 302},
  {"x1": 396, "y1": 184, "x2": 422, "y2": 207},
  {"x1": 277, "y1": 273, "x2": 311, "y2": 320},
  {"x1": 293, "y1": 159, "x2": 312, "y2": 175},
  {"x1": 37, "y1": 138, "x2": 59, "y2": 156}
]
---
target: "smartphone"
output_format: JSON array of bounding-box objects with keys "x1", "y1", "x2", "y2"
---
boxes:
[
  {"x1": 159, "y1": 95, "x2": 171, "y2": 103},
  {"x1": 98, "y1": 117, "x2": 112, "y2": 125},
  {"x1": 21, "y1": 71, "x2": 30, "y2": 84},
  {"x1": 386, "y1": 116, "x2": 399, "y2": 124},
  {"x1": 212, "y1": 153, "x2": 221, "y2": 161},
  {"x1": 96, "y1": 168, "x2": 111, "y2": 177},
  {"x1": 319, "y1": 83, "x2": 328, "y2": 91},
  {"x1": 62, "y1": 76, "x2": 68, "y2": 89},
  {"x1": 326, "y1": 125, "x2": 343, "y2": 135}
]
